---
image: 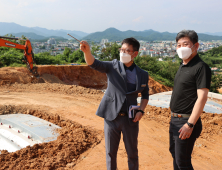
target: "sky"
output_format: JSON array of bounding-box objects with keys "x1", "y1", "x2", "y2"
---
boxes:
[{"x1": 0, "y1": 0, "x2": 221, "y2": 34}]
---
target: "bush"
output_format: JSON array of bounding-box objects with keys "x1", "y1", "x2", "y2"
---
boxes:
[
  {"x1": 134, "y1": 55, "x2": 180, "y2": 87},
  {"x1": 69, "y1": 49, "x2": 85, "y2": 63},
  {"x1": 0, "y1": 47, "x2": 24, "y2": 67},
  {"x1": 210, "y1": 74, "x2": 222, "y2": 93}
]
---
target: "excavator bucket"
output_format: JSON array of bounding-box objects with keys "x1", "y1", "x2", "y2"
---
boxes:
[
  {"x1": 0, "y1": 36, "x2": 39, "y2": 77},
  {"x1": 23, "y1": 50, "x2": 39, "y2": 77}
]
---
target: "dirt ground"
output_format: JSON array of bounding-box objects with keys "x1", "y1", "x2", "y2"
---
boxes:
[
  {"x1": 218, "y1": 88, "x2": 222, "y2": 94},
  {"x1": 0, "y1": 66, "x2": 222, "y2": 170}
]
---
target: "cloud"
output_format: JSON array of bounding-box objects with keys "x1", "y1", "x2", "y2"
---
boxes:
[{"x1": 132, "y1": 16, "x2": 143, "y2": 23}]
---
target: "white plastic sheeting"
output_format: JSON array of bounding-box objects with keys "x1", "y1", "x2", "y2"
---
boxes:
[
  {"x1": 0, "y1": 134, "x2": 20, "y2": 152},
  {"x1": 0, "y1": 128, "x2": 32, "y2": 150},
  {"x1": 0, "y1": 114, "x2": 61, "y2": 153},
  {"x1": 137, "y1": 91, "x2": 222, "y2": 114}
]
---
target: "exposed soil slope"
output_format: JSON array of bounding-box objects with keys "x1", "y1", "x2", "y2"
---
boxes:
[
  {"x1": 218, "y1": 88, "x2": 222, "y2": 94},
  {"x1": 0, "y1": 65, "x2": 172, "y2": 94}
]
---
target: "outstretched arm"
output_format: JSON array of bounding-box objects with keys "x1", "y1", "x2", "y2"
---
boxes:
[
  {"x1": 80, "y1": 40, "x2": 112, "y2": 73},
  {"x1": 80, "y1": 41, "x2": 95, "y2": 65}
]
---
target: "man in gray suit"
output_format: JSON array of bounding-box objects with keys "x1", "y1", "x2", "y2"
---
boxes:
[{"x1": 80, "y1": 38, "x2": 149, "y2": 170}]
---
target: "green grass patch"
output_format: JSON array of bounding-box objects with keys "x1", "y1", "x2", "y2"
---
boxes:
[{"x1": 149, "y1": 72, "x2": 174, "y2": 87}]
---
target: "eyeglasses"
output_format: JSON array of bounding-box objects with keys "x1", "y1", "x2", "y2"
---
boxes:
[{"x1": 118, "y1": 48, "x2": 134, "y2": 54}]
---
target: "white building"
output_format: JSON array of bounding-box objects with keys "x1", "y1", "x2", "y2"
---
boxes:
[
  {"x1": 33, "y1": 48, "x2": 40, "y2": 54},
  {"x1": 47, "y1": 38, "x2": 56, "y2": 45},
  {"x1": 101, "y1": 39, "x2": 109, "y2": 44}
]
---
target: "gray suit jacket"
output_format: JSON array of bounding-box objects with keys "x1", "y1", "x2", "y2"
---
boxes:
[{"x1": 90, "y1": 59, "x2": 149, "y2": 124}]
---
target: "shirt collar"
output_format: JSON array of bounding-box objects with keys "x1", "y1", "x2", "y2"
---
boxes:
[
  {"x1": 124, "y1": 62, "x2": 136, "y2": 71},
  {"x1": 181, "y1": 54, "x2": 201, "y2": 67}
]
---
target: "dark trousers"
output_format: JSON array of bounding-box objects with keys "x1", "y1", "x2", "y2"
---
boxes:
[
  {"x1": 104, "y1": 115, "x2": 139, "y2": 170},
  {"x1": 169, "y1": 117, "x2": 202, "y2": 170}
]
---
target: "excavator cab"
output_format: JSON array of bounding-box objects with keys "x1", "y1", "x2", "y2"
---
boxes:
[{"x1": 0, "y1": 36, "x2": 39, "y2": 77}]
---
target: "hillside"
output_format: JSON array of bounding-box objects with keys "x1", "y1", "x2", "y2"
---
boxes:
[
  {"x1": 2, "y1": 22, "x2": 222, "y2": 42},
  {"x1": 0, "y1": 22, "x2": 88, "y2": 39},
  {"x1": 83, "y1": 28, "x2": 222, "y2": 42},
  {"x1": 1, "y1": 32, "x2": 68, "y2": 41},
  {"x1": 199, "y1": 45, "x2": 222, "y2": 67}
]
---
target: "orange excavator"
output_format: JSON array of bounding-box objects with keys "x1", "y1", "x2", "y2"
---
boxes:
[{"x1": 0, "y1": 36, "x2": 38, "y2": 77}]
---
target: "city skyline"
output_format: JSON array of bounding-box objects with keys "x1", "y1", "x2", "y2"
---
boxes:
[{"x1": 0, "y1": 0, "x2": 222, "y2": 34}]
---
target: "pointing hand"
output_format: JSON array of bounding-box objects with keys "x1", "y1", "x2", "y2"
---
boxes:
[{"x1": 80, "y1": 41, "x2": 91, "y2": 54}]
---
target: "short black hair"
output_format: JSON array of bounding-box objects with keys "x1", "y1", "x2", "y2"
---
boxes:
[
  {"x1": 176, "y1": 30, "x2": 198, "y2": 44},
  {"x1": 122, "y1": 37, "x2": 140, "y2": 51}
]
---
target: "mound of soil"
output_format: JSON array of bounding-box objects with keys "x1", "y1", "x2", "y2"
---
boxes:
[
  {"x1": 0, "y1": 67, "x2": 32, "y2": 85},
  {"x1": 0, "y1": 65, "x2": 172, "y2": 94},
  {"x1": 148, "y1": 77, "x2": 172, "y2": 94},
  {"x1": 40, "y1": 74, "x2": 65, "y2": 84},
  {"x1": 143, "y1": 105, "x2": 222, "y2": 140},
  {"x1": 0, "y1": 105, "x2": 102, "y2": 170}
]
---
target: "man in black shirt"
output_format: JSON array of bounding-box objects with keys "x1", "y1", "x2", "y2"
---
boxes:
[{"x1": 169, "y1": 30, "x2": 211, "y2": 170}]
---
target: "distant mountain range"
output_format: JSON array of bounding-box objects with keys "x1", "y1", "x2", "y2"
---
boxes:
[
  {"x1": 1, "y1": 22, "x2": 222, "y2": 42},
  {"x1": 83, "y1": 28, "x2": 177, "y2": 41},
  {"x1": 0, "y1": 22, "x2": 88, "y2": 40},
  {"x1": 11, "y1": 32, "x2": 68, "y2": 42},
  {"x1": 204, "y1": 32, "x2": 222, "y2": 36},
  {"x1": 84, "y1": 28, "x2": 222, "y2": 42}
]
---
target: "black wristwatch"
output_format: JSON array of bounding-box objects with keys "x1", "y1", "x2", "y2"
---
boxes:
[
  {"x1": 137, "y1": 110, "x2": 145, "y2": 115},
  {"x1": 187, "y1": 122, "x2": 194, "y2": 128}
]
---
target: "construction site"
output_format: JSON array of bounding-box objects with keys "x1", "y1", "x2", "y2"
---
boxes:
[
  {"x1": 0, "y1": 33, "x2": 221, "y2": 170},
  {"x1": 0, "y1": 64, "x2": 221, "y2": 170}
]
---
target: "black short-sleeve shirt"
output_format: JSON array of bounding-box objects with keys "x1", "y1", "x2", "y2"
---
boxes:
[{"x1": 170, "y1": 54, "x2": 211, "y2": 114}]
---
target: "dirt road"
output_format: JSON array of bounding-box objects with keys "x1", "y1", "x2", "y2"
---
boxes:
[{"x1": 0, "y1": 66, "x2": 222, "y2": 169}]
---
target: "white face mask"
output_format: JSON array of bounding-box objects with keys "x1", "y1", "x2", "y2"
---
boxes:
[
  {"x1": 177, "y1": 44, "x2": 195, "y2": 60},
  {"x1": 120, "y1": 52, "x2": 132, "y2": 64}
]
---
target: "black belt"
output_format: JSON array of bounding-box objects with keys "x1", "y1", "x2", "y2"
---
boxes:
[
  {"x1": 171, "y1": 112, "x2": 190, "y2": 118},
  {"x1": 118, "y1": 112, "x2": 127, "y2": 116}
]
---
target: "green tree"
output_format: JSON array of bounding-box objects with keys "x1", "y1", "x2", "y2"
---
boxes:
[
  {"x1": 34, "y1": 52, "x2": 65, "y2": 65},
  {"x1": 3, "y1": 34, "x2": 17, "y2": 43},
  {"x1": 134, "y1": 55, "x2": 180, "y2": 87},
  {"x1": 69, "y1": 49, "x2": 85, "y2": 63},
  {"x1": 98, "y1": 42, "x2": 121, "y2": 61},
  {"x1": 134, "y1": 55, "x2": 160, "y2": 73},
  {"x1": 210, "y1": 74, "x2": 222, "y2": 93},
  {"x1": 0, "y1": 48, "x2": 23, "y2": 67},
  {"x1": 18, "y1": 35, "x2": 27, "y2": 45},
  {"x1": 39, "y1": 45, "x2": 46, "y2": 49},
  {"x1": 63, "y1": 47, "x2": 72, "y2": 62},
  {"x1": 91, "y1": 45, "x2": 100, "y2": 58}
]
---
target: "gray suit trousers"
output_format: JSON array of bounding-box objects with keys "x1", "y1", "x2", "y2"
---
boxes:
[{"x1": 104, "y1": 115, "x2": 139, "y2": 170}]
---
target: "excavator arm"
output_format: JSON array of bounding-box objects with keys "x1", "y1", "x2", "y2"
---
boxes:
[{"x1": 0, "y1": 36, "x2": 38, "y2": 77}]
